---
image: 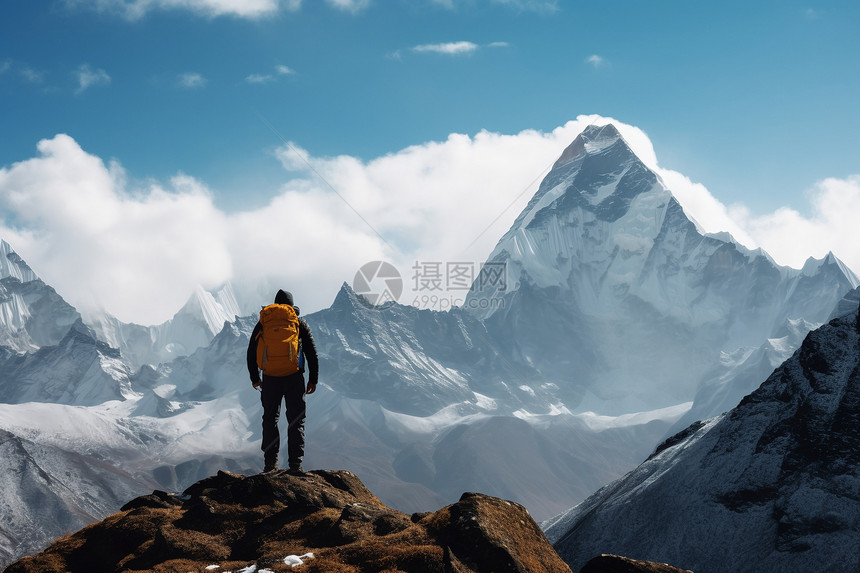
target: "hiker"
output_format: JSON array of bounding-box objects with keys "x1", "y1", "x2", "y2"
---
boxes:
[{"x1": 247, "y1": 289, "x2": 319, "y2": 473}]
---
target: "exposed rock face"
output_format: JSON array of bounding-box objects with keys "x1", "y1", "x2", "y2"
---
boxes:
[
  {"x1": 4, "y1": 470, "x2": 573, "y2": 573},
  {"x1": 580, "y1": 554, "x2": 694, "y2": 573}
]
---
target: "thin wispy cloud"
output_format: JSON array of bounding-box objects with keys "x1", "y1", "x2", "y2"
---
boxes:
[
  {"x1": 21, "y1": 66, "x2": 46, "y2": 84},
  {"x1": 325, "y1": 0, "x2": 370, "y2": 13},
  {"x1": 412, "y1": 41, "x2": 480, "y2": 56},
  {"x1": 246, "y1": 64, "x2": 295, "y2": 84},
  {"x1": 246, "y1": 74, "x2": 274, "y2": 84},
  {"x1": 402, "y1": 41, "x2": 509, "y2": 59},
  {"x1": 431, "y1": 0, "x2": 557, "y2": 11},
  {"x1": 74, "y1": 64, "x2": 111, "y2": 94},
  {"x1": 62, "y1": 0, "x2": 370, "y2": 20},
  {"x1": 491, "y1": 0, "x2": 558, "y2": 13},
  {"x1": 178, "y1": 72, "x2": 207, "y2": 88},
  {"x1": 64, "y1": 0, "x2": 283, "y2": 20},
  {"x1": 586, "y1": 54, "x2": 606, "y2": 68},
  {"x1": 0, "y1": 61, "x2": 48, "y2": 86}
]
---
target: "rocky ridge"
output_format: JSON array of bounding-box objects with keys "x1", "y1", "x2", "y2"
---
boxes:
[
  {"x1": 5, "y1": 469, "x2": 574, "y2": 573},
  {"x1": 4, "y1": 468, "x2": 697, "y2": 573}
]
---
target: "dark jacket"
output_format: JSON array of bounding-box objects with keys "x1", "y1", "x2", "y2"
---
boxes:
[{"x1": 247, "y1": 307, "x2": 319, "y2": 386}]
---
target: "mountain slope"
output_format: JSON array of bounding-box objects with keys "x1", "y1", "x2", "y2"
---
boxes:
[
  {"x1": 0, "y1": 321, "x2": 134, "y2": 406},
  {"x1": 0, "y1": 427, "x2": 156, "y2": 568},
  {"x1": 544, "y1": 298, "x2": 860, "y2": 573}
]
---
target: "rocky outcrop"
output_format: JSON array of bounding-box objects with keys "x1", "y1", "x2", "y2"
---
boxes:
[
  {"x1": 4, "y1": 469, "x2": 573, "y2": 573},
  {"x1": 580, "y1": 554, "x2": 694, "y2": 573}
]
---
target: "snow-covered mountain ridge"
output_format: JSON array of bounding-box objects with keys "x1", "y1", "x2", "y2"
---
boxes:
[
  {"x1": 87, "y1": 283, "x2": 240, "y2": 371},
  {"x1": 544, "y1": 297, "x2": 860, "y2": 573}
]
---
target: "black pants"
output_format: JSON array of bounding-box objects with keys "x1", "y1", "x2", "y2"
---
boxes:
[{"x1": 260, "y1": 372, "x2": 306, "y2": 466}]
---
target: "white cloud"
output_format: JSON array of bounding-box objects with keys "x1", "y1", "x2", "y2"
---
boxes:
[
  {"x1": 0, "y1": 135, "x2": 230, "y2": 324},
  {"x1": 0, "y1": 60, "x2": 10, "y2": 75},
  {"x1": 178, "y1": 72, "x2": 207, "y2": 88},
  {"x1": 586, "y1": 54, "x2": 605, "y2": 68},
  {"x1": 412, "y1": 41, "x2": 479, "y2": 56},
  {"x1": 75, "y1": 64, "x2": 111, "y2": 94},
  {"x1": 246, "y1": 74, "x2": 274, "y2": 84},
  {"x1": 429, "y1": 0, "x2": 558, "y2": 11},
  {"x1": 488, "y1": 41, "x2": 510, "y2": 48},
  {"x1": 729, "y1": 176, "x2": 860, "y2": 269},
  {"x1": 2, "y1": 118, "x2": 859, "y2": 325},
  {"x1": 64, "y1": 0, "x2": 286, "y2": 19},
  {"x1": 21, "y1": 66, "x2": 45, "y2": 84},
  {"x1": 325, "y1": 0, "x2": 370, "y2": 13},
  {"x1": 245, "y1": 65, "x2": 295, "y2": 84},
  {"x1": 491, "y1": 0, "x2": 558, "y2": 13}
]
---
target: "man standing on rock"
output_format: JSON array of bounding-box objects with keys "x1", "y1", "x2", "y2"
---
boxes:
[{"x1": 247, "y1": 289, "x2": 319, "y2": 474}]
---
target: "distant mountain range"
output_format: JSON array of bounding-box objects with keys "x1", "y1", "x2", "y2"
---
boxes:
[{"x1": 1, "y1": 124, "x2": 858, "y2": 569}]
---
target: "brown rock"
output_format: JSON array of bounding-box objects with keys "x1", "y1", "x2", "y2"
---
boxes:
[
  {"x1": 580, "y1": 554, "x2": 695, "y2": 573},
  {"x1": 4, "y1": 469, "x2": 573, "y2": 573}
]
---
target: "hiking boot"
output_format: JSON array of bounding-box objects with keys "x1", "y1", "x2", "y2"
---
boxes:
[
  {"x1": 263, "y1": 456, "x2": 278, "y2": 473},
  {"x1": 287, "y1": 463, "x2": 304, "y2": 475}
]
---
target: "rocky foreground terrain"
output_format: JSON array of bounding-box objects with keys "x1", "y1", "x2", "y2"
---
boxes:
[{"x1": 4, "y1": 469, "x2": 691, "y2": 573}]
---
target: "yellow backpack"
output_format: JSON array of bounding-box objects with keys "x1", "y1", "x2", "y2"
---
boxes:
[{"x1": 256, "y1": 304, "x2": 300, "y2": 376}]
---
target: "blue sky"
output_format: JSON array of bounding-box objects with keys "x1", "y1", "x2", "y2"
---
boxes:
[{"x1": 1, "y1": 0, "x2": 860, "y2": 323}]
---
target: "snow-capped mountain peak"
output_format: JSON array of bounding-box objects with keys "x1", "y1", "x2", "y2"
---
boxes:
[
  {"x1": 463, "y1": 123, "x2": 858, "y2": 416},
  {"x1": 801, "y1": 251, "x2": 860, "y2": 283},
  {"x1": 0, "y1": 239, "x2": 80, "y2": 352},
  {"x1": 0, "y1": 239, "x2": 39, "y2": 283},
  {"x1": 552, "y1": 123, "x2": 625, "y2": 169},
  {"x1": 85, "y1": 283, "x2": 241, "y2": 371},
  {"x1": 178, "y1": 283, "x2": 241, "y2": 336}
]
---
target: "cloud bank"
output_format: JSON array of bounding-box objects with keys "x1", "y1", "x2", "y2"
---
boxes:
[{"x1": 1, "y1": 117, "x2": 858, "y2": 325}]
